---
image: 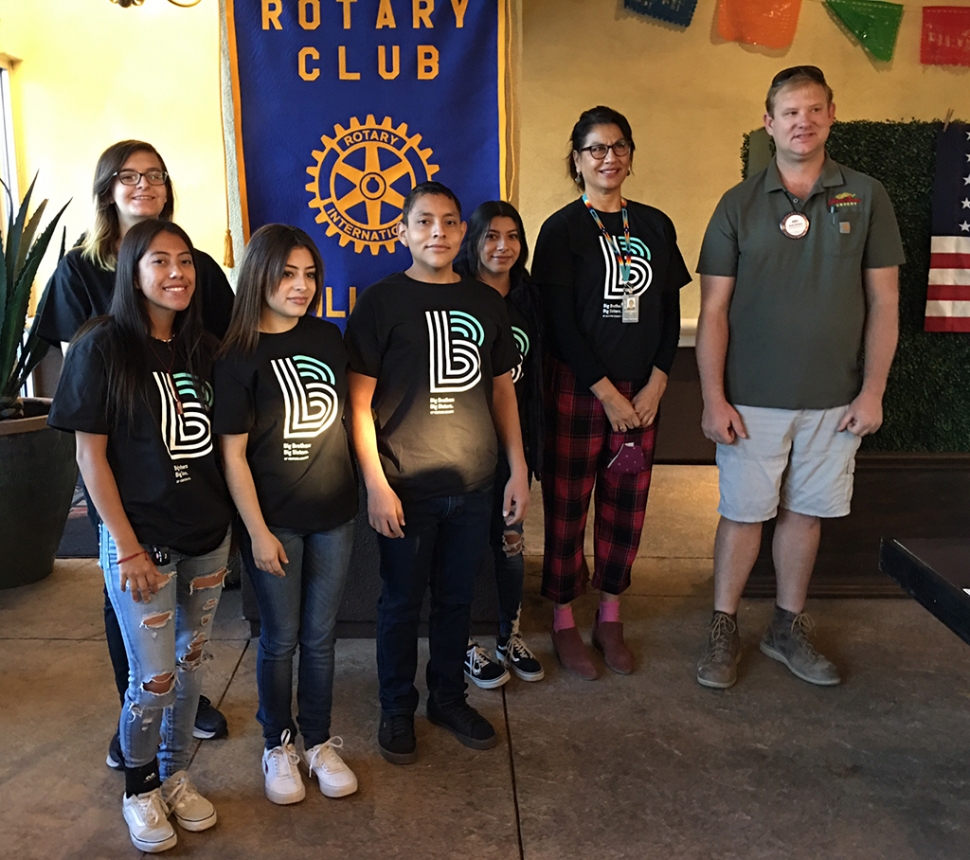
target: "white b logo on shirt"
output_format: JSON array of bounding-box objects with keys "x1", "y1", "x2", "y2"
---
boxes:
[
  {"x1": 426, "y1": 310, "x2": 484, "y2": 394},
  {"x1": 511, "y1": 326, "x2": 529, "y2": 384},
  {"x1": 600, "y1": 236, "x2": 653, "y2": 299},
  {"x1": 154, "y1": 372, "x2": 213, "y2": 461},
  {"x1": 271, "y1": 355, "x2": 339, "y2": 439}
]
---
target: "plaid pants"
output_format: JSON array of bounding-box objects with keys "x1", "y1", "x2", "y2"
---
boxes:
[{"x1": 541, "y1": 356, "x2": 657, "y2": 604}]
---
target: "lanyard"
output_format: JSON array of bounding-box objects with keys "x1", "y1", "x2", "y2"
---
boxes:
[{"x1": 582, "y1": 193, "x2": 632, "y2": 285}]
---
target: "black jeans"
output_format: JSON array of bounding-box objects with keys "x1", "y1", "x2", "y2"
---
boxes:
[
  {"x1": 104, "y1": 586, "x2": 129, "y2": 701},
  {"x1": 82, "y1": 473, "x2": 128, "y2": 703},
  {"x1": 375, "y1": 487, "x2": 492, "y2": 716},
  {"x1": 489, "y1": 460, "x2": 526, "y2": 641}
]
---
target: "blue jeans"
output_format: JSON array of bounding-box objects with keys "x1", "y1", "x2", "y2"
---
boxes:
[
  {"x1": 376, "y1": 487, "x2": 492, "y2": 715},
  {"x1": 490, "y1": 463, "x2": 526, "y2": 641},
  {"x1": 100, "y1": 524, "x2": 230, "y2": 780},
  {"x1": 241, "y1": 520, "x2": 354, "y2": 750}
]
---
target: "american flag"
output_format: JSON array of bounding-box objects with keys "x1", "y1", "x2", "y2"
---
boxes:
[{"x1": 925, "y1": 122, "x2": 970, "y2": 332}]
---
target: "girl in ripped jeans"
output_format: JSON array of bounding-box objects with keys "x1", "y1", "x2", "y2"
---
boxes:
[{"x1": 49, "y1": 219, "x2": 233, "y2": 854}]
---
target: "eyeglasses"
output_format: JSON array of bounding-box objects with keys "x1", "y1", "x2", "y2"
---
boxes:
[
  {"x1": 578, "y1": 140, "x2": 632, "y2": 160},
  {"x1": 113, "y1": 169, "x2": 168, "y2": 186},
  {"x1": 770, "y1": 66, "x2": 826, "y2": 89}
]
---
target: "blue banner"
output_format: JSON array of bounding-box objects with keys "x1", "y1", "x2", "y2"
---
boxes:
[
  {"x1": 226, "y1": 0, "x2": 506, "y2": 327},
  {"x1": 624, "y1": 0, "x2": 697, "y2": 27}
]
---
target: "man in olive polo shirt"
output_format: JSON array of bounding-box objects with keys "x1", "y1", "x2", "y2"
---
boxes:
[{"x1": 694, "y1": 66, "x2": 905, "y2": 689}]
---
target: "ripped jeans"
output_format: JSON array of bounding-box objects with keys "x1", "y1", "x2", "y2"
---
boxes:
[
  {"x1": 490, "y1": 459, "x2": 527, "y2": 641},
  {"x1": 100, "y1": 523, "x2": 230, "y2": 779}
]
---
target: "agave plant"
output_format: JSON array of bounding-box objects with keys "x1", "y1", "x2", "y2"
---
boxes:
[{"x1": 0, "y1": 174, "x2": 69, "y2": 419}]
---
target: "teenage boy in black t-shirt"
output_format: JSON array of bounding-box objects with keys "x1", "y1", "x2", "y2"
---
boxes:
[{"x1": 345, "y1": 182, "x2": 529, "y2": 764}]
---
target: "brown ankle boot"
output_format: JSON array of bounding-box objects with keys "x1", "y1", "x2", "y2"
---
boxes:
[
  {"x1": 592, "y1": 611, "x2": 634, "y2": 675},
  {"x1": 550, "y1": 626, "x2": 598, "y2": 680}
]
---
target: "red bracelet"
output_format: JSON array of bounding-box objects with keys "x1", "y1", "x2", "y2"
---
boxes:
[{"x1": 117, "y1": 550, "x2": 147, "y2": 564}]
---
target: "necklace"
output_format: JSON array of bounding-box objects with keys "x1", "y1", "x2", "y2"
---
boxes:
[
  {"x1": 147, "y1": 336, "x2": 183, "y2": 416},
  {"x1": 583, "y1": 193, "x2": 640, "y2": 323},
  {"x1": 582, "y1": 193, "x2": 632, "y2": 285}
]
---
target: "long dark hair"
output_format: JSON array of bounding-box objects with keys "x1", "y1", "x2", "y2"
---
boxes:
[
  {"x1": 219, "y1": 223, "x2": 324, "y2": 357},
  {"x1": 81, "y1": 140, "x2": 176, "y2": 271},
  {"x1": 74, "y1": 219, "x2": 212, "y2": 426},
  {"x1": 454, "y1": 200, "x2": 530, "y2": 285},
  {"x1": 566, "y1": 106, "x2": 636, "y2": 189},
  {"x1": 455, "y1": 201, "x2": 544, "y2": 478}
]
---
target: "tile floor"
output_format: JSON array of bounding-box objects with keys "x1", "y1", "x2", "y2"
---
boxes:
[{"x1": 2, "y1": 467, "x2": 969, "y2": 859}]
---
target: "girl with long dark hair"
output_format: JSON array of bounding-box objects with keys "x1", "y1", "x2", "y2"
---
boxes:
[
  {"x1": 36, "y1": 140, "x2": 233, "y2": 763},
  {"x1": 454, "y1": 201, "x2": 545, "y2": 687},
  {"x1": 48, "y1": 220, "x2": 234, "y2": 853},
  {"x1": 213, "y1": 224, "x2": 358, "y2": 805}
]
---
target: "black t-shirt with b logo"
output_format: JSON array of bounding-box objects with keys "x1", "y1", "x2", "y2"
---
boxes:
[
  {"x1": 212, "y1": 315, "x2": 358, "y2": 532},
  {"x1": 344, "y1": 272, "x2": 518, "y2": 502},
  {"x1": 47, "y1": 324, "x2": 233, "y2": 556}
]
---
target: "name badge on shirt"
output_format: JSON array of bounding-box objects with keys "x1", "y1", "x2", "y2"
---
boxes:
[
  {"x1": 780, "y1": 212, "x2": 810, "y2": 239},
  {"x1": 622, "y1": 294, "x2": 639, "y2": 324}
]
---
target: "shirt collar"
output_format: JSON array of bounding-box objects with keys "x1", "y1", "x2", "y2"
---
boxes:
[{"x1": 764, "y1": 156, "x2": 845, "y2": 194}]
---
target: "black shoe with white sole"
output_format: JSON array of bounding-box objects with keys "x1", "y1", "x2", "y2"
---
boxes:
[
  {"x1": 192, "y1": 695, "x2": 228, "y2": 740},
  {"x1": 464, "y1": 642, "x2": 510, "y2": 689},
  {"x1": 497, "y1": 633, "x2": 545, "y2": 682},
  {"x1": 106, "y1": 731, "x2": 125, "y2": 771}
]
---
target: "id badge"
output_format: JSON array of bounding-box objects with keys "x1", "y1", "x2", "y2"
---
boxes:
[{"x1": 621, "y1": 294, "x2": 639, "y2": 324}]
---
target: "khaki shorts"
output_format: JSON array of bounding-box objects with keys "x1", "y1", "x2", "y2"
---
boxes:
[{"x1": 716, "y1": 405, "x2": 862, "y2": 523}]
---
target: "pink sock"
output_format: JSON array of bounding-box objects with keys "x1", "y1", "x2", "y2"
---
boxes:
[
  {"x1": 553, "y1": 603, "x2": 576, "y2": 632},
  {"x1": 599, "y1": 600, "x2": 621, "y2": 623}
]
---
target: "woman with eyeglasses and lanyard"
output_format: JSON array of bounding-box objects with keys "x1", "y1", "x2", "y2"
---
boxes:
[
  {"x1": 532, "y1": 106, "x2": 690, "y2": 680},
  {"x1": 36, "y1": 140, "x2": 234, "y2": 767}
]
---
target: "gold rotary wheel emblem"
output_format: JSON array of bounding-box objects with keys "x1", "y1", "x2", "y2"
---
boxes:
[{"x1": 306, "y1": 115, "x2": 439, "y2": 256}]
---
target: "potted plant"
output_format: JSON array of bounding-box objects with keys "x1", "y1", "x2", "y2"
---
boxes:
[{"x1": 0, "y1": 175, "x2": 75, "y2": 589}]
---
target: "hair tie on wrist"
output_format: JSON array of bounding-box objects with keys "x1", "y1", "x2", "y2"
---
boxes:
[{"x1": 118, "y1": 550, "x2": 147, "y2": 564}]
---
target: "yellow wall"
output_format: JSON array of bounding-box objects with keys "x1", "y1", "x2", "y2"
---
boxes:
[
  {"x1": 0, "y1": 0, "x2": 227, "y2": 293},
  {"x1": 519, "y1": 0, "x2": 970, "y2": 317},
  {"x1": 2, "y1": 0, "x2": 969, "y2": 319}
]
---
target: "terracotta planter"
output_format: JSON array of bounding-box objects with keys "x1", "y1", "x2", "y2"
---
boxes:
[{"x1": 0, "y1": 398, "x2": 77, "y2": 589}]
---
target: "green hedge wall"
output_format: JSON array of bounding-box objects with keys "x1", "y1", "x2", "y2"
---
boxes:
[{"x1": 742, "y1": 120, "x2": 970, "y2": 453}]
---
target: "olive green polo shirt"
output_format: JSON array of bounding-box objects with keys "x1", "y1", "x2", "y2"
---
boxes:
[{"x1": 697, "y1": 157, "x2": 905, "y2": 410}]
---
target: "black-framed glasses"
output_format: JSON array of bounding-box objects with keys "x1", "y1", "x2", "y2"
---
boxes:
[
  {"x1": 578, "y1": 140, "x2": 632, "y2": 160},
  {"x1": 113, "y1": 169, "x2": 168, "y2": 186},
  {"x1": 770, "y1": 65, "x2": 826, "y2": 89}
]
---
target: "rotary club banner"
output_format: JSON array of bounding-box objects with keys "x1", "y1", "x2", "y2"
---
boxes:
[
  {"x1": 921, "y1": 6, "x2": 970, "y2": 66},
  {"x1": 716, "y1": 0, "x2": 802, "y2": 49},
  {"x1": 225, "y1": 0, "x2": 508, "y2": 326}
]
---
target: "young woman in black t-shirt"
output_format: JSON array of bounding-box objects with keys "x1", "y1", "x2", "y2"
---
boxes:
[
  {"x1": 48, "y1": 220, "x2": 233, "y2": 853},
  {"x1": 213, "y1": 225, "x2": 359, "y2": 806},
  {"x1": 37, "y1": 139, "x2": 234, "y2": 348},
  {"x1": 533, "y1": 106, "x2": 689, "y2": 680},
  {"x1": 455, "y1": 201, "x2": 545, "y2": 688},
  {"x1": 36, "y1": 140, "x2": 233, "y2": 764}
]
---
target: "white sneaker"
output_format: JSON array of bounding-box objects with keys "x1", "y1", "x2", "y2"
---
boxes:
[
  {"x1": 262, "y1": 729, "x2": 306, "y2": 805},
  {"x1": 122, "y1": 788, "x2": 177, "y2": 853},
  {"x1": 161, "y1": 770, "x2": 217, "y2": 832},
  {"x1": 304, "y1": 737, "x2": 358, "y2": 798}
]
